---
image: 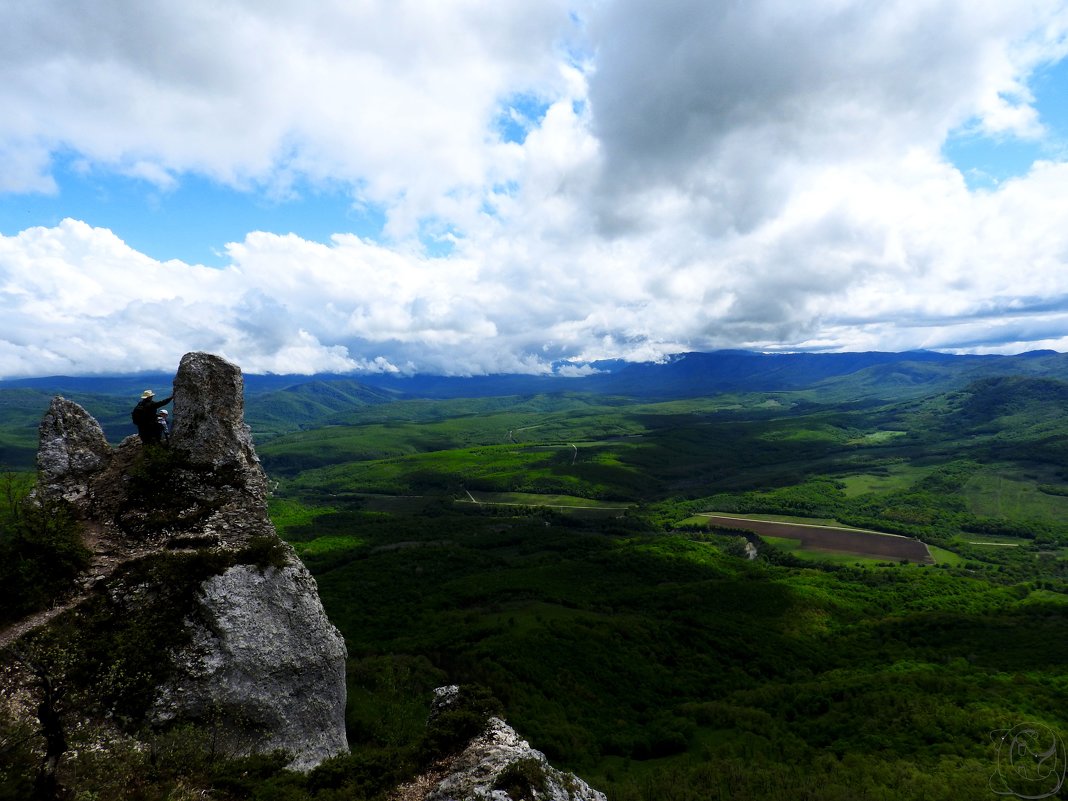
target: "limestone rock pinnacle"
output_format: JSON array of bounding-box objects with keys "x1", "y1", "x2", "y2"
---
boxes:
[
  {"x1": 26, "y1": 351, "x2": 349, "y2": 771},
  {"x1": 172, "y1": 352, "x2": 261, "y2": 476}
]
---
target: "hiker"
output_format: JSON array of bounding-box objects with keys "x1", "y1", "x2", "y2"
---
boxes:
[
  {"x1": 156, "y1": 409, "x2": 170, "y2": 445},
  {"x1": 131, "y1": 389, "x2": 173, "y2": 445}
]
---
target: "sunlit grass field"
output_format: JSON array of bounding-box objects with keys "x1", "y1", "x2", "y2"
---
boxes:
[{"x1": 963, "y1": 464, "x2": 1068, "y2": 519}]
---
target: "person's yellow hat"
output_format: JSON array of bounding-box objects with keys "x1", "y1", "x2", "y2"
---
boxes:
[{"x1": 140, "y1": 389, "x2": 155, "y2": 399}]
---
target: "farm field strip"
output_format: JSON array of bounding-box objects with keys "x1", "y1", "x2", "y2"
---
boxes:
[
  {"x1": 760, "y1": 535, "x2": 891, "y2": 566},
  {"x1": 697, "y1": 513, "x2": 896, "y2": 536},
  {"x1": 699, "y1": 513, "x2": 934, "y2": 563}
]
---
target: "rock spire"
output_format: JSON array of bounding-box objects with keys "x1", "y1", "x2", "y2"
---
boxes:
[{"x1": 30, "y1": 352, "x2": 348, "y2": 770}]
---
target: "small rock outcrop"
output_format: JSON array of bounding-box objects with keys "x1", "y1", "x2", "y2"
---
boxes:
[
  {"x1": 29, "y1": 352, "x2": 348, "y2": 770},
  {"x1": 412, "y1": 686, "x2": 607, "y2": 801},
  {"x1": 37, "y1": 397, "x2": 112, "y2": 508}
]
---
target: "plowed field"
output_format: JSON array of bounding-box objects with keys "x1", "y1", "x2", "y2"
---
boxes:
[{"x1": 701, "y1": 514, "x2": 933, "y2": 563}]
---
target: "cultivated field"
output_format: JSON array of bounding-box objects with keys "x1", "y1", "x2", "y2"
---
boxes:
[{"x1": 700, "y1": 513, "x2": 934, "y2": 563}]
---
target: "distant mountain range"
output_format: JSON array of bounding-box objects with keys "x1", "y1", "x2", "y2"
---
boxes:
[
  {"x1": 3, "y1": 349, "x2": 1068, "y2": 467},
  {"x1": 250, "y1": 349, "x2": 1068, "y2": 401}
]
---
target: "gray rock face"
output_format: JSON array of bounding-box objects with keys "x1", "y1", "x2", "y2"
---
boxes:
[
  {"x1": 31, "y1": 351, "x2": 349, "y2": 770},
  {"x1": 423, "y1": 686, "x2": 607, "y2": 801},
  {"x1": 36, "y1": 397, "x2": 112, "y2": 508},
  {"x1": 152, "y1": 562, "x2": 349, "y2": 771},
  {"x1": 172, "y1": 352, "x2": 261, "y2": 476},
  {"x1": 428, "y1": 716, "x2": 607, "y2": 801}
]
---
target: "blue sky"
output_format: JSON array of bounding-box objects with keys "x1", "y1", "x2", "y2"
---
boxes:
[
  {"x1": 944, "y1": 56, "x2": 1068, "y2": 190},
  {"x1": 0, "y1": 166, "x2": 387, "y2": 267},
  {"x1": 3, "y1": 1, "x2": 1068, "y2": 378}
]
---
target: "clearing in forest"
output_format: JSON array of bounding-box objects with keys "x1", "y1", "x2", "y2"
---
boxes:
[{"x1": 699, "y1": 513, "x2": 934, "y2": 563}]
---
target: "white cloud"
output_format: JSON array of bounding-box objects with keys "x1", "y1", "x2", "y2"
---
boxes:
[
  {"x1": 0, "y1": 0, "x2": 576, "y2": 225},
  {"x1": 4, "y1": 2, "x2": 1068, "y2": 377}
]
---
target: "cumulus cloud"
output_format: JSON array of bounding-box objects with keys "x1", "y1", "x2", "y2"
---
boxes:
[
  {"x1": 0, "y1": 1, "x2": 574, "y2": 226},
  {"x1": 3, "y1": 1, "x2": 1068, "y2": 377}
]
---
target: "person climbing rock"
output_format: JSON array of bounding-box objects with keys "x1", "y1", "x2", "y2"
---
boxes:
[{"x1": 131, "y1": 389, "x2": 173, "y2": 445}]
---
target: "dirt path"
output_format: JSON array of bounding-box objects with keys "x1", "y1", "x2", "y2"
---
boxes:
[
  {"x1": 0, "y1": 603, "x2": 80, "y2": 651},
  {"x1": 0, "y1": 523, "x2": 163, "y2": 652}
]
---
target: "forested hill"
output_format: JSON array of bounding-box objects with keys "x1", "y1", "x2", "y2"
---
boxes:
[{"x1": 3, "y1": 349, "x2": 1068, "y2": 467}]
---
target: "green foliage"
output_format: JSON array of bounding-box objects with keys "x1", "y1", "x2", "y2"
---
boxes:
[
  {"x1": 249, "y1": 374, "x2": 1068, "y2": 799},
  {"x1": 6, "y1": 370, "x2": 1068, "y2": 800},
  {"x1": 493, "y1": 757, "x2": 550, "y2": 800},
  {"x1": 273, "y1": 496, "x2": 1066, "y2": 783},
  {"x1": 0, "y1": 707, "x2": 37, "y2": 801},
  {"x1": 266, "y1": 497, "x2": 339, "y2": 539},
  {"x1": 236, "y1": 535, "x2": 292, "y2": 570},
  {"x1": 420, "y1": 685, "x2": 503, "y2": 762},
  {"x1": 0, "y1": 473, "x2": 90, "y2": 624},
  {"x1": 346, "y1": 654, "x2": 445, "y2": 749}
]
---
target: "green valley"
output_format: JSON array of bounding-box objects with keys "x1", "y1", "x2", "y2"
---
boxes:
[{"x1": 253, "y1": 372, "x2": 1067, "y2": 800}]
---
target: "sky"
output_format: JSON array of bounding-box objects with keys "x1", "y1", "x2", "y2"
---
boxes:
[{"x1": 3, "y1": 1, "x2": 1068, "y2": 378}]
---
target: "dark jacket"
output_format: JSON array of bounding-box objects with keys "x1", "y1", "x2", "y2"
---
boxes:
[{"x1": 133, "y1": 396, "x2": 173, "y2": 443}]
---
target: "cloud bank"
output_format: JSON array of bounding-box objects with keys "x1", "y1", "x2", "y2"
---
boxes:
[{"x1": 3, "y1": 0, "x2": 1068, "y2": 377}]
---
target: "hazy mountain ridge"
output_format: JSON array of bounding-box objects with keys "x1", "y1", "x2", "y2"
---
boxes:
[{"x1": 4, "y1": 349, "x2": 1068, "y2": 468}]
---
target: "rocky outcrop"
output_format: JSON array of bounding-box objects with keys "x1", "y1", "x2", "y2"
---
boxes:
[
  {"x1": 37, "y1": 397, "x2": 112, "y2": 508},
  {"x1": 28, "y1": 352, "x2": 348, "y2": 770},
  {"x1": 20, "y1": 351, "x2": 604, "y2": 793},
  {"x1": 152, "y1": 563, "x2": 348, "y2": 771},
  {"x1": 171, "y1": 351, "x2": 264, "y2": 485},
  {"x1": 409, "y1": 686, "x2": 607, "y2": 801}
]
